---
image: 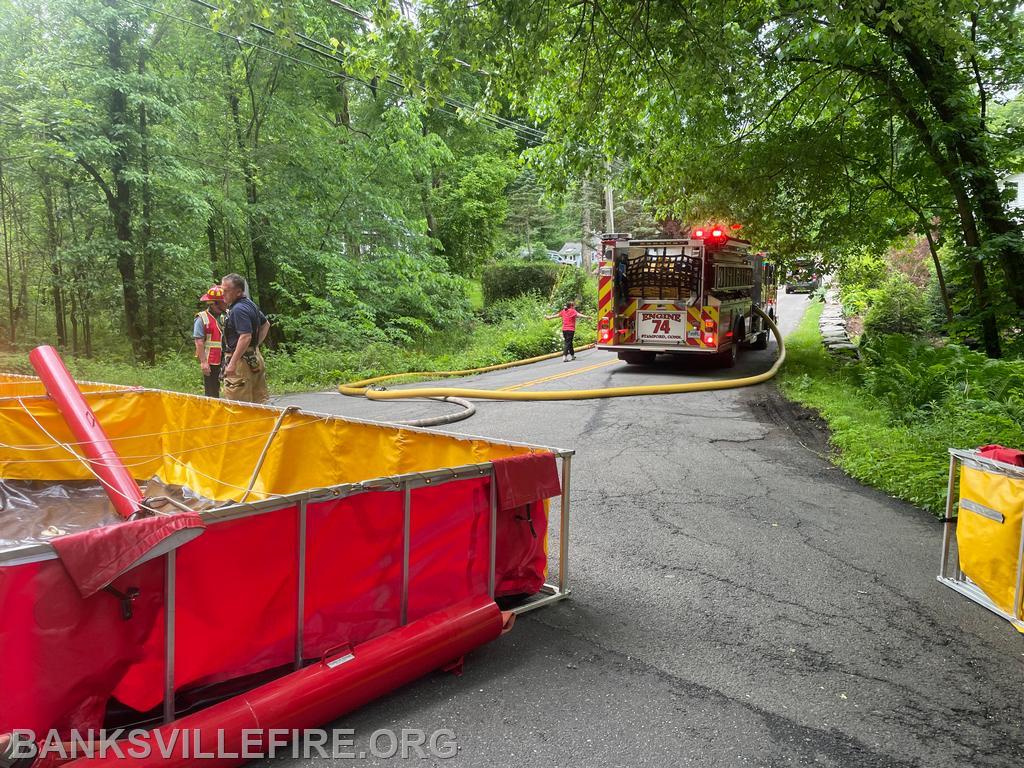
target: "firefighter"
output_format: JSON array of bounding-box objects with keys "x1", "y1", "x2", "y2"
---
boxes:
[
  {"x1": 220, "y1": 273, "x2": 271, "y2": 404},
  {"x1": 193, "y1": 286, "x2": 225, "y2": 398}
]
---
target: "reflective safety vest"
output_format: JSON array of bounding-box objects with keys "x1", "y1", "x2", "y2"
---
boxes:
[{"x1": 197, "y1": 310, "x2": 223, "y2": 365}]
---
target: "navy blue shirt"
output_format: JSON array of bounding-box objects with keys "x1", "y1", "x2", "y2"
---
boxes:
[{"x1": 222, "y1": 297, "x2": 267, "y2": 356}]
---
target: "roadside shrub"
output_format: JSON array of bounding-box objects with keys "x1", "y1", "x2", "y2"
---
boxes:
[
  {"x1": 550, "y1": 264, "x2": 598, "y2": 313},
  {"x1": 838, "y1": 250, "x2": 887, "y2": 315},
  {"x1": 862, "y1": 273, "x2": 927, "y2": 338},
  {"x1": 923, "y1": 276, "x2": 950, "y2": 333},
  {"x1": 480, "y1": 293, "x2": 545, "y2": 324},
  {"x1": 859, "y1": 333, "x2": 1024, "y2": 421},
  {"x1": 780, "y1": 302, "x2": 1024, "y2": 514},
  {"x1": 502, "y1": 322, "x2": 560, "y2": 359},
  {"x1": 482, "y1": 261, "x2": 558, "y2": 304}
]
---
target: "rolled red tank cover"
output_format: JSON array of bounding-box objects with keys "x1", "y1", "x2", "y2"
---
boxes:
[
  {"x1": 28, "y1": 345, "x2": 143, "y2": 519},
  {"x1": 66, "y1": 596, "x2": 504, "y2": 767}
]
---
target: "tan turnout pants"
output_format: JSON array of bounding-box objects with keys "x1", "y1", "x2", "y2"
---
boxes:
[{"x1": 223, "y1": 349, "x2": 269, "y2": 404}]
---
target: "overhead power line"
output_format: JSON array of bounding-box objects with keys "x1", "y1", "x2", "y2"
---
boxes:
[
  {"x1": 121, "y1": 0, "x2": 540, "y2": 144},
  {"x1": 323, "y1": 0, "x2": 370, "y2": 24},
  {"x1": 321, "y1": 0, "x2": 486, "y2": 75},
  {"x1": 184, "y1": 0, "x2": 547, "y2": 142}
]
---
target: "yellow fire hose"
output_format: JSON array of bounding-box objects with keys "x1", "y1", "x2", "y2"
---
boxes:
[{"x1": 339, "y1": 307, "x2": 785, "y2": 404}]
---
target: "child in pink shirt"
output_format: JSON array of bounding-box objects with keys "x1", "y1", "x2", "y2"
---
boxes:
[{"x1": 546, "y1": 301, "x2": 591, "y2": 361}]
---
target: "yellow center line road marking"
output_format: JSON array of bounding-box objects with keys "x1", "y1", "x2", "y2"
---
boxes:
[{"x1": 501, "y1": 357, "x2": 618, "y2": 391}]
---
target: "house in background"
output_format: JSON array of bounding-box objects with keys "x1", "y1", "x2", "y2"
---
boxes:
[
  {"x1": 1000, "y1": 171, "x2": 1024, "y2": 210},
  {"x1": 556, "y1": 239, "x2": 599, "y2": 268},
  {"x1": 512, "y1": 238, "x2": 600, "y2": 269}
]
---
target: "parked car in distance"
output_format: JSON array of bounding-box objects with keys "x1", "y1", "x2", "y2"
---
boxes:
[{"x1": 786, "y1": 260, "x2": 821, "y2": 293}]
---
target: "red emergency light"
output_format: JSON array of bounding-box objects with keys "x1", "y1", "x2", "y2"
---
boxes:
[
  {"x1": 693, "y1": 225, "x2": 730, "y2": 245},
  {"x1": 703, "y1": 332, "x2": 716, "y2": 346}
]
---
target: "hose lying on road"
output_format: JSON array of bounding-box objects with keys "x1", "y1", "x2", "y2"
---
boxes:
[
  {"x1": 339, "y1": 306, "x2": 784, "y2": 404},
  {"x1": 391, "y1": 396, "x2": 476, "y2": 427}
]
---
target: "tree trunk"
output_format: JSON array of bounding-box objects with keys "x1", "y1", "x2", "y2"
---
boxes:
[
  {"x1": 922, "y1": 226, "x2": 953, "y2": 325},
  {"x1": 138, "y1": 48, "x2": 156, "y2": 364},
  {"x1": 886, "y1": 26, "x2": 1024, "y2": 314},
  {"x1": 225, "y1": 47, "x2": 282, "y2": 344},
  {"x1": 206, "y1": 215, "x2": 219, "y2": 280},
  {"x1": 0, "y1": 161, "x2": 14, "y2": 344},
  {"x1": 949, "y1": 174, "x2": 1000, "y2": 357},
  {"x1": 83, "y1": 296, "x2": 93, "y2": 358},
  {"x1": 421, "y1": 122, "x2": 440, "y2": 251},
  {"x1": 42, "y1": 179, "x2": 67, "y2": 346},
  {"x1": 64, "y1": 183, "x2": 82, "y2": 356},
  {"x1": 69, "y1": 291, "x2": 79, "y2": 355},
  {"x1": 335, "y1": 77, "x2": 351, "y2": 128},
  {"x1": 874, "y1": 74, "x2": 1001, "y2": 355},
  {"x1": 105, "y1": 6, "x2": 145, "y2": 356},
  {"x1": 12, "y1": 187, "x2": 28, "y2": 331}
]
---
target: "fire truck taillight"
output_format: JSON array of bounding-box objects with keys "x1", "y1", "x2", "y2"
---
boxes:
[
  {"x1": 703, "y1": 332, "x2": 716, "y2": 346},
  {"x1": 599, "y1": 329, "x2": 613, "y2": 343}
]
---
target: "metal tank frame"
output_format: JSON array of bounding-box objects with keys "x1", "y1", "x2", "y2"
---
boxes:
[
  {"x1": 938, "y1": 447, "x2": 1024, "y2": 632},
  {"x1": 0, "y1": 392, "x2": 574, "y2": 726}
]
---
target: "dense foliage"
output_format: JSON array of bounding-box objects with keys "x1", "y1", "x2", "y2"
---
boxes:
[
  {"x1": 481, "y1": 261, "x2": 557, "y2": 305},
  {"x1": 862, "y1": 274, "x2": 928, "y2": 339},
  {"x1": 0, "y1": 0, "x2": 602, "y2": 376},
  {"x1": 1, "y1": 0, "x2": 1021, "y2": 432},
  {"x1": 416, "y1": 0, "x2": 1024, "y2": 357},
  {"x1": 781, "y1": 303, "x2": 1024, "y2": 513}
]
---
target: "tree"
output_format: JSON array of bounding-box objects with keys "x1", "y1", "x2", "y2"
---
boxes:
[
  {"x1": 430, "y1": 127, "x2": 517, "y2": 275},
  {"x1": 417, "y1": 0, "x2": 1024, "y2": 356},
  {"x1": 0, "y1": 0, "x2": 580, "y2": 369}
]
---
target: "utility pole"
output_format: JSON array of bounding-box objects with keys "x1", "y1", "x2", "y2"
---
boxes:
[
  {"x1": 604, "y1": 160, "x2": 615, "y2": 233},
  {"x1": 581, "y1": 178, "x2": 592, "y2": 271}
]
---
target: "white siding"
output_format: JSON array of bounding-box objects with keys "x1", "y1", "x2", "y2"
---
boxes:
[{"x1": 1001, "y1": 171, "x2": 1024, "y2": 210}]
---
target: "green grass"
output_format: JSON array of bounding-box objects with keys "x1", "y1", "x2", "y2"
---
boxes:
[
  {"x1": 778, "y1": 301, "x2": 1024, "y2": 514},
  {"x1": 465, "y1": 280, "x2": 485, "y2": 312}
]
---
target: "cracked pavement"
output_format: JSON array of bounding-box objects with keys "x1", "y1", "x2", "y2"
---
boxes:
[{"x1": 270, "y1": 292, "x2": 1024, "y2": 768}]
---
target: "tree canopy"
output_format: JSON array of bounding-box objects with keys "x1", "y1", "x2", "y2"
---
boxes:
[
  {"x1": 414, "y1": 0, "x2": 1024, "y2": 355},
  {"x1": 0, "y1": 0, "x2": 576, "y2": 363},
  {"x1": 0, "y1": 0, "x2": 1021, "y2": 366}
]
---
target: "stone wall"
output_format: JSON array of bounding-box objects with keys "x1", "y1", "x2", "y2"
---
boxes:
[{"x1": 819, "y1": 289, "x2": 860, "y2": 358}]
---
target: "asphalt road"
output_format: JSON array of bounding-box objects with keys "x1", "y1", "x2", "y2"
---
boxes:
[{"x1": 269, "y1": 292, "x2": 1024, "y2": 768}]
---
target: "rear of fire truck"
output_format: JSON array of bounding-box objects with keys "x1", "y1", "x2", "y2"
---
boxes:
[{"x1": 595, "y1": 228, "x2": 777, "y2": 366}]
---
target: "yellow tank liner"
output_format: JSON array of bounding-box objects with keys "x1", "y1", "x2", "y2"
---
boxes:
[{"x1": 0, "y1": 378, "x2": 543, "y2": 505}]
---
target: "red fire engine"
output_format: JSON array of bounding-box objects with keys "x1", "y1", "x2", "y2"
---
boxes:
[{"x1": 596, "y1": 227, "x2": 778, "y2": 366}]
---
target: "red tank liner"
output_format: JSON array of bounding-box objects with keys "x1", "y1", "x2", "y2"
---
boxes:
[{"x1": 64, "y1": 596, "x2": 503, "y2": 767}]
